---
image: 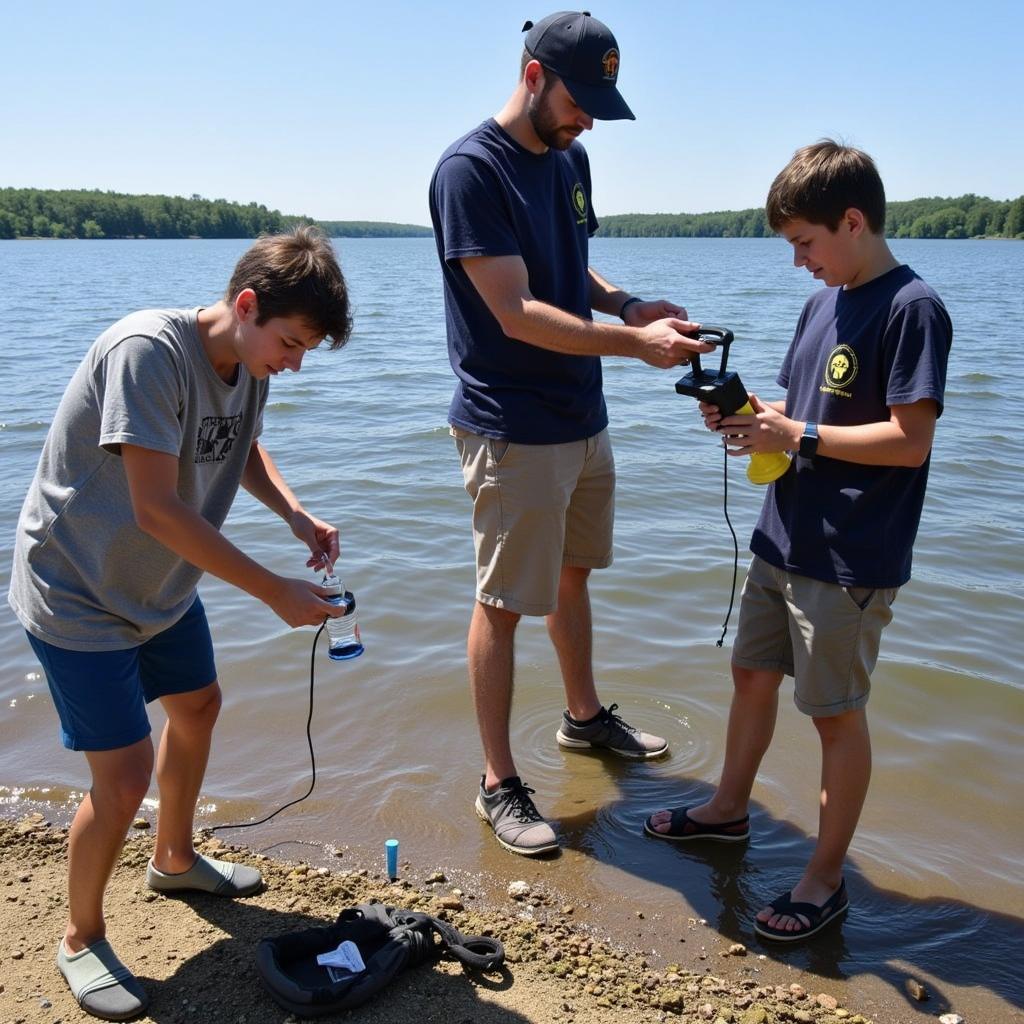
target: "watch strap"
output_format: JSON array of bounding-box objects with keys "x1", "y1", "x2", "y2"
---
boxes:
[
  {"x1": 618, "y1": 296, "x2": 643, "y2": 319},
  {"x1": 799, "y1": 421, "x2": 819, "y2": 458}
]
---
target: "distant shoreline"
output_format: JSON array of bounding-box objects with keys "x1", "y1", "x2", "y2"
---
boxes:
[
  {"x1": 4, "y1": 233, "x2": 434, "y2": 241},
  {"x1": 5, "y1": 233, "x2": 1019, "y2": 242},
  {"x1": 3, "y1": 187, "x2": 1022, "y2": 241}
]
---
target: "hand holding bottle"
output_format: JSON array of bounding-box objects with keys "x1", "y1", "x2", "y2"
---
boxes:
[{"x1": 264, "y1": 577, "x2": 342, "y2": 628}]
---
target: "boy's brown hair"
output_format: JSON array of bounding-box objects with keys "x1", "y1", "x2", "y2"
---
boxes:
[
  {"x1": 766, "y1": 140, "x2": 886, "y2": 235},
  {"x1": 226, "y1": 226, "x2": 352, "y2": 349}
]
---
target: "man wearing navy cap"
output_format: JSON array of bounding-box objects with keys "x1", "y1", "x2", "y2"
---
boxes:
[{"x1": 429, "y1": 12, "x2": 710, "y2": 856}]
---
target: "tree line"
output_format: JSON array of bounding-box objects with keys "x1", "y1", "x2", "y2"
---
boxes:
[
  {"x1": 0, "y1": 189, "x2": 287, "y2": 239},
  {"x1": 596, "y1": 193, "x2": 1024, "y2": 239},
  {"x1": 292, "y1": 218, "x2": 431, "y2": 238},
  {"x1": 3, "y1": 187, "x2": 1021, "y2": 241},
  {"x1": 0, "y1": 189, "x2": 431, "y2": 240}
]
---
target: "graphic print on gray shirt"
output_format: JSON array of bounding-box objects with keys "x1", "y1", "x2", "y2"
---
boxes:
[{"x1": 8, "y1": 308, "x2": 269, "y2": 651}]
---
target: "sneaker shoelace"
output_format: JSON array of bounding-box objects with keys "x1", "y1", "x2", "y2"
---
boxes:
[
  {"x1": 497, "y1": 780, "x2": 544, "y2": 824},
  {"x1": 602, "y1": 703, "x2": 638, "y2": 739}
]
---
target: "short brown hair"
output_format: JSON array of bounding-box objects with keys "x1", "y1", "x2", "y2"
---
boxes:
[
  {"x1": 766, "y1": 140, "x2": 886, "y2": 234},
  {"x1": 226, "y1": 226, "x2": 352, "y2": 349}
]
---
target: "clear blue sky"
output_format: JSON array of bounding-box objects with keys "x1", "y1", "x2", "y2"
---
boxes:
[{"x1": 2, "y1": 1, "x2": 1021, "y2": 225}]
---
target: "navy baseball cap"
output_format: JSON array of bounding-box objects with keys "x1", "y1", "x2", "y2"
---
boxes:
[{"x1": 522, "y1": 11, "x2": 635, "y2": 121}]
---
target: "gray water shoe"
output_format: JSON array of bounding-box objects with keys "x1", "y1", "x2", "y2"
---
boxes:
[
  {"x1": 475, "y1": 776, "x2": 559, "y2": 856},
  {"x1": 556, "y1": 703, "x2": 668, "y2": 758},
  {"x1": 146, "y1": 854, "x2": 263, "y2": 896},
  {"x1": 56, "y1": 938, "x2": 149, "y2": 1021}
]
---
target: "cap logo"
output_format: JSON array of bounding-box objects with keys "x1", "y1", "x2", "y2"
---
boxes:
[
  {"x1": 601, "y1": 48, "x2": 619, "y2": 81},
  {"x1": 571, "y1": 183, "x2": 588, "y2": 224}
]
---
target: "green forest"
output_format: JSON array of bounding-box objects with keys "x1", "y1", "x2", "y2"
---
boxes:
[
  {"x1": 0, "y1": 189, "x2": 430, "y2": 240},
  {"x1": 597, "y1": 193, "x2": 1024, "y2": 239},
  {"x1": 1, "y1": 187, "x2": 1021, "y2": 240},
  {"x1": 302, "y1": 219, "x2": 431, "y2": 238}
]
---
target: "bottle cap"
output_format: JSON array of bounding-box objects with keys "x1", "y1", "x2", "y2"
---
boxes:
[{"x1": 321, "y1": 572, "x2": 343, "y2": 595}]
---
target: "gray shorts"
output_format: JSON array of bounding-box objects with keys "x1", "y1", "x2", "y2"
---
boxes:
[
  {"x1": 732, "y1": 555, "x2": 898, "y2": 717},
  {"x1": 452, "y1": 427, "x2": 614, "y2": 616}
]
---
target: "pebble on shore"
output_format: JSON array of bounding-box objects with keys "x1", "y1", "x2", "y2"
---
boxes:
[{"x1": 0, "y1": 813, "x2": 878, "y2": 1024}]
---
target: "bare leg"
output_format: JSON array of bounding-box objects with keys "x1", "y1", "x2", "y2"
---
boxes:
[
  {"x1": 546, "y1": 565, "x2": 601, "y2": 721},
  {"x1": 152, "y1": 682, "x2": 222, "y2": 874},
  {"x1": 649, "y1": 665, "x2": 782, "y2": 832},
  {"x1": 65, "y1": 740, "x2": 154, "y2": 953},
  {"x1": 757, "y1": 708, "x2": 870, "y2": 932},
  {"x1": 468, "y1": 601, "x2": 520, "y2": 790}
]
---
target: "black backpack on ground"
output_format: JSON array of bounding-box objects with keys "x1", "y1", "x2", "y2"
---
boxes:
[{"x1": 255, "y1": 902, "x2": 505, "y2": 1016}]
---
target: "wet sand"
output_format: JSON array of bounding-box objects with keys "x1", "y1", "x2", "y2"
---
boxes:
[{"x1": 1, "y1": 813, "x2": 938, "y2": 1024}]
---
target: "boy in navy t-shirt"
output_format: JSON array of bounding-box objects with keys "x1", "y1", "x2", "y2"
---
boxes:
[{"x1": 646, "y1": 141, "x2": 952, "y2": 942}]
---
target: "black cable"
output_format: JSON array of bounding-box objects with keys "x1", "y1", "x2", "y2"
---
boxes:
[
  {"x1": 208, "y1": 620, "x2": 324, "y2": 833},
  {"x1": 716, "y1": 441, "x2": 740, "y2": 648}
]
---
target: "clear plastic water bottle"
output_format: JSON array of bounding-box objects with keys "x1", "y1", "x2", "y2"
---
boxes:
[{"x1": 320, "y1": 572, "x2": 364, "y2": 660}]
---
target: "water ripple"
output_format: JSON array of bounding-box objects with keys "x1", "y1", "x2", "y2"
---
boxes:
[{"x1": 2, "y1": 237, "x2": 1022, "y2": 1020}]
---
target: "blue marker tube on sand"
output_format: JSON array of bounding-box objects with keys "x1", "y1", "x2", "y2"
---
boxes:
[{"x1": 385, "y1": 838, "x2": 399, "y2": 879}]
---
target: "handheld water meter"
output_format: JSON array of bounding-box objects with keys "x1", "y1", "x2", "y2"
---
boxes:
[{"x1": 675, "y1": 327, "x2": 791, "y2": 485}]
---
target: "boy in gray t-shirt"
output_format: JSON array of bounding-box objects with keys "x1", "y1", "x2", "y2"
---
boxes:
[{"x1": 8, "y1": 227, "x2": 353, "y2": 1020}]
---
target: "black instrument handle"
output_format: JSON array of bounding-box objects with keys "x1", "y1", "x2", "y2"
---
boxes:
[{"x1": 686, "y1": 326, "x2": 734, "y2": 377}]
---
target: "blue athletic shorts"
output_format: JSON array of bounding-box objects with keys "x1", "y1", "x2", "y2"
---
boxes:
[{"x1": 26, "y1": 596, "x2": 218, "y2": 752}]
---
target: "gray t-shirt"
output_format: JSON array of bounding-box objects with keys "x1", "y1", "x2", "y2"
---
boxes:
[{"x1": 8, "y1": 308, "x2": 269, "y2": 651}]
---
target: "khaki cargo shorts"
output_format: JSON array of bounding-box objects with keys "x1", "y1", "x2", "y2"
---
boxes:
[
  {"x1": 451, "y1": 426, "x2": 614, "y2": 616},
  {"x1": 732, "y1": 555, "x2": 898, "y2": 717}
]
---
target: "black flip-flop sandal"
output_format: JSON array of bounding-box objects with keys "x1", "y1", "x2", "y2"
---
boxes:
[
  {"x1": 753, "y1": 878, "x2": 849, "y2": 942},
  {"x1": 643, "y1": 806, "x2": 750, "y2": 842}
]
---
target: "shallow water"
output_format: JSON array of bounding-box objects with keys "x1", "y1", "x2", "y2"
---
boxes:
[{"x1": 1, "y1": 237, "x2": 1022, "y2": 1020}]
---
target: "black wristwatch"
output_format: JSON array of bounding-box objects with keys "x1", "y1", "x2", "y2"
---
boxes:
[{"x1": 799, "y1": 421, "x2": 819, "y2": 459}]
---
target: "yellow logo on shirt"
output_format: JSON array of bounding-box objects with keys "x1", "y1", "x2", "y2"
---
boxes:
[
  {"x1": 571, "y1": 183, "x2": 587, "y2": 225},
  {"x1": 820, "y1": 344, "x2": 858, "y2": 398}
]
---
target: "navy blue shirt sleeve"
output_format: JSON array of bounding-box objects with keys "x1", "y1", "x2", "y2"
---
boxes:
[
  {"x1": 433, "y1": 154, "x2": 520, "y2": 263},
  {"x1": 777, "y1": 303, "x2": 809, "y2": 390},
  {"x1": 883, "y1": 297, "x2": 951, "y2": 416}
]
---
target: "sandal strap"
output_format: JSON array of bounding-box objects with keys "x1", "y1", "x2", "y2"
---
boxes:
[
  {"x1": 667, "y1": 807, "x2": 749, "y2": 833},
  {"x1": 768, "y1": 880, "x2": 847, "y2": 924}
]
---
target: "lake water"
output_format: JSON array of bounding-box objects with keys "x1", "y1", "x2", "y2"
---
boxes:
[{"x1": 1, "y1": 237, "x2": 1022, "y2": 1022}]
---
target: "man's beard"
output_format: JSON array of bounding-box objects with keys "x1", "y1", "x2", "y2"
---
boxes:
[{"x1": 527, "y1": 85, "x2": 577, "y2": 151}]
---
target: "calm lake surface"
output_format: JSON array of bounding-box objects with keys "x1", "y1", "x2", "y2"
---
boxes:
[{"x1": 1, "y1": 237, "x2": 1022, "y2": 1021}]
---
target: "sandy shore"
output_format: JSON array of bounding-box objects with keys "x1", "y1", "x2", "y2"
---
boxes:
[{"x1": 0, "y1": 813, "x2": 885, "y2": 1024}]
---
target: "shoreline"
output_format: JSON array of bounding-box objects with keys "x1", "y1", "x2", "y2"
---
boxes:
[
  {"x1": 3, "y1": 234, "x2": 1021, "y2": 241},
  {"x1": 0, "y1": 813, "x2": 894, "y2": 1024}
]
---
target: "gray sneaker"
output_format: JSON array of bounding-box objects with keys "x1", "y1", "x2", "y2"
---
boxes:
[
  {"x1": 475, "y1": 776, "x2": 559, "y2": 856},
  {"x1": 556, "y1": 703, "x2": 669, "y2": 759}
]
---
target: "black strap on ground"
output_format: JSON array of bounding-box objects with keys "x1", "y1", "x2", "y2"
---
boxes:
[{"x1": 256, "y1": 902, "x2": 505, "y2": 1016}]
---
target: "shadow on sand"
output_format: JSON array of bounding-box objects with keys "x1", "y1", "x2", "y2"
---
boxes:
[{"x1": 137, "y1": 893, "x2": 525, "y2": 1024}]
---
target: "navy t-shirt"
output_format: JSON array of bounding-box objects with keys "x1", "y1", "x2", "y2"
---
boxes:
[
  {"x1": 428, "y1": 119, "x2": 606, "y2": 444},
  {"x1": 751, "y1": 265, "x2": 952, "y2": 588}
]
